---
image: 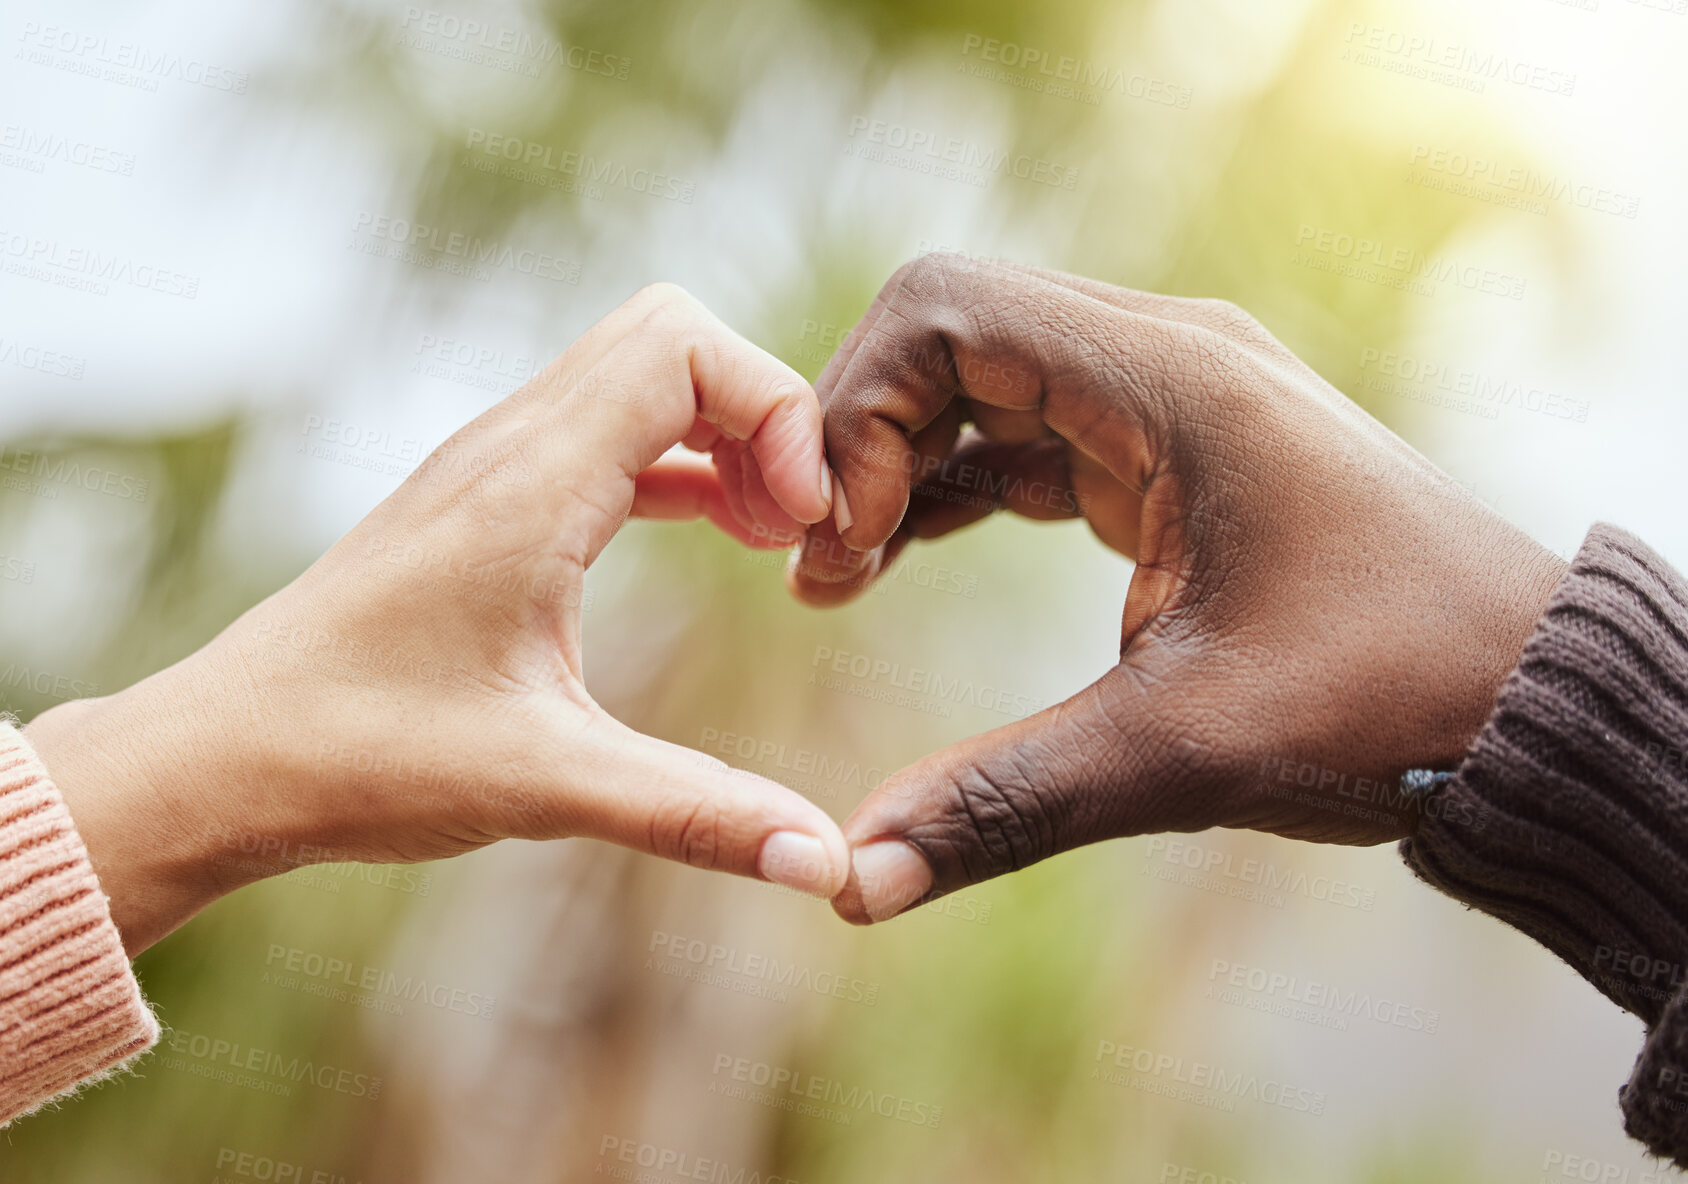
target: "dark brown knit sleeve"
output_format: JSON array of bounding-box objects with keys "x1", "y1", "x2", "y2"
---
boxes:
[{"x1": 1400, "y1": 523, "x2": 1688, "y2": 1166}]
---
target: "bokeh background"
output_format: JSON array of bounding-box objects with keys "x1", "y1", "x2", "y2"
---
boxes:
[{"x1": 2, "y1": 0, "x2": 1685, "y2": 1180}]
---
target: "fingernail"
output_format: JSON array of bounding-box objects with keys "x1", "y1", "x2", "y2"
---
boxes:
[
  {"x1": 819, "y1": 460, "x2": 834, "y2": 515},
  {"x1": 759, "y1": 831, "x2": 838, "y2": 899},
  {"x1": 832, "y1": 474, "x2": 854, "y2": 535},
  {"x1": 851, "y1": 841, "x2": 933, "y2": 923}
]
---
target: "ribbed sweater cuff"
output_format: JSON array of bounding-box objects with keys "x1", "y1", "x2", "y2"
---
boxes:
[
  {"x1": 1401, "y1": 523, "x2": 1688, "y2": 1166},
  {"x1": 0, "y1": 720, "x2": 157, "y2": 1125}
]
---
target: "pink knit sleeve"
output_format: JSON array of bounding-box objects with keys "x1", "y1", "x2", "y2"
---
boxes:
[{"x1": 0, "y1": 720, "x2": 158, "y2": 1124}]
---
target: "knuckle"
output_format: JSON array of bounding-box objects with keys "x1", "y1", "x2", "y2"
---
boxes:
[
  {"x1": 891, "y1": 251, "x2": 986, "y2": 303},
  {"x1": 1188, "y1": 297, "x2": 1280, "y2": 351},
  {"x1": 633, "y1": 280, "x2": 696, "y2": 310},
  {"x1": 650, "y1": 795, "x2": 725, "y2": 871},
  {"x1": 825, "y1": 390, "x2": 875, "y2": 441},
  {"x1": 1191, "y1": 296, "x2": 1252, "y2": 326},
  {"x1": 764, "y1": 373, "x2": 812, "y2": 415},
  {"x1": 894, "y1": 251, "x2": 958, "y2": 286}
]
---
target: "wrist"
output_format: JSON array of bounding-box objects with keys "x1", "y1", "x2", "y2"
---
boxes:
[{"x1": 23, "y1": 655, "x2": 267, "y2": 955}]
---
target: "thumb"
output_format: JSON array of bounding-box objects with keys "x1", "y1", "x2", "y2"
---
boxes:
[
  {"x1": 564, "y1": 715, "x2": 851, "y2": 898},
  {"x1": 832, "y1": 668, "x2": 1190, "y2": 924}
]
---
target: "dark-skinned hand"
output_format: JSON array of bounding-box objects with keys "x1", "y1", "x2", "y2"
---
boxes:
[{"x1": 786, "y1": 255, "x2": 1566, "y2": 924}]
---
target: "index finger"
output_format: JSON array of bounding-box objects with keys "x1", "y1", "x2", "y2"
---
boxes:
[
  {"x1": 569, "y1": 285, "x2": 834, "y2": 525},
  {"x1": 812, "y1": 256, "x2": 1172, "y2": 557},
  {"x1": 469, "y1": 285, "x2": 834, "y2": 568}
]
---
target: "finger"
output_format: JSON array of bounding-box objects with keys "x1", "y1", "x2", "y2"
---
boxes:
[
  {"x1": 981, "y1": 259, "x2": 1274, "y2": 344},
  {"x1": 805, "y1": 256, "x2": 1177, "y2": 582},
  {"x1": 789, "y1": 433, "x2": 1081, "y2": 605},
  {"x1": 564, "y1": 715, "x2": 850, "y2": 898},
  {"x1": 963, "y1": 398, "x2": 1048, "y2": 444},
  {"x1": 790, "y1": 397, "x2": 963, "y2": 601},
  {"x1": 809, "y1": 254, "x2": 1248, "y2": 417},
  {"x1": 734, "y1": 445, "x2": 806, "y2": 540},
  {"x1": 662, "y1": 294, "x2": 832, "y2": 524},
  {"x1": 710, "y1": 439, "x2": 756, "y2": 532},
  {"x1": 683, "y1": 420, "x2": 724, "y2": 451},
  {"x1": 631, "y1": 453, "x2": 781, "y2": 548},
  {"x1": 781, "y1": 531, "x2": 887, "y2": 608},
  {"x1": 908, "y1": 436, "x2": 1081, "y2": 527},
  {"x1": 515, "y1": 285, "x2": 833, "y2": 552},
  {"x1": 831, "y1": 666, "x2": 1210, "y2": 923}
]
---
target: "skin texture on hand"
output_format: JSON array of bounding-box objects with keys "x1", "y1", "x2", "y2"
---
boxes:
[
  {"x1": 787, "y1": 255, "x2": 1569, "y2": 924},
  {"x1": 25, "y1": 283, "x2": 850, "y2": 955}
]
